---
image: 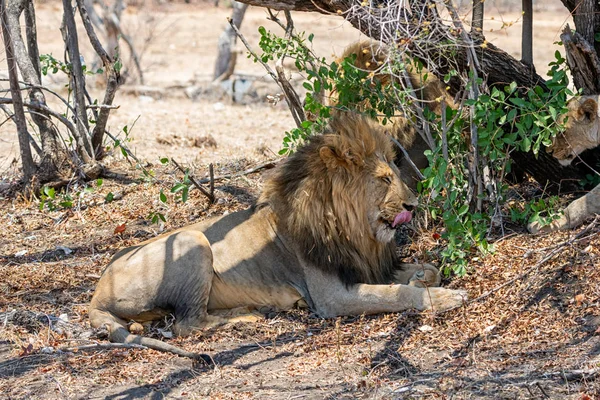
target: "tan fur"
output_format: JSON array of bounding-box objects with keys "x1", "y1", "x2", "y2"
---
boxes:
[
  {"x1": 315, "y1": 41, "x2": 454, "y2": 188},
  {"x1": 89, "y1": 114, "x2": 466, "y2": 359},
  {"x1": 547, "y1": 95, "x2": 600, "y2": 165},
  {"x1": 529, "y1": 95, "x2": 600, "y2": 233}
]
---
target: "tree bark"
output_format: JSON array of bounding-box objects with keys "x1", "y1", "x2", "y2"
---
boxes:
[
  {"x1": 5, "y1": 0, "x2": 62, "y2": 180},
  {"x1": 561, "y1": 26, "x2": 600, "y2": 95},
  {"x1": 471, "y1": 0, "x2": 484, "y2": 36},
  {"x1": 213, "y1": 1, "x2": 249, "y2": 81},
  {"x1": 521, "y1": 0, "x2": 533, "y2": 66},
  {"x1": 1, "y1": 0, "x2": 36, "y2": 181}
]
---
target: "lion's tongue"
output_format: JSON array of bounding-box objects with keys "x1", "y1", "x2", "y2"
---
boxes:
[{"x1": 392, "y1": 211, "x2": 412, "y2": 227}]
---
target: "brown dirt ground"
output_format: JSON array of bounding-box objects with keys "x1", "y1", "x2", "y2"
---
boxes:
[{"x1": 1, "y1": 1, "x2": 599, "y2": 399}]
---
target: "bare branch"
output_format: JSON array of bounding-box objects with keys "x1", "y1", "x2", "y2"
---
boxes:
[
  {"x1": 171, "y1": 159, "x2": 216, "y2": 204},
  {"x1": 0, "y1": 97, "x2": 79, "y2": 142},
  {"x1": 62, "y1": 0, "x2": 94, "y2": 162},
  {"x1": 198, "y1": 160, "x2": 279, "y2": 184},
  {"x1": 227, "y1": 16, "x2": 304, "y2": 128},
  {"x1": 76, "y1": 0, "x2": 122, "y2": 156},
  {"x1": 389, "y1": 136, "x2": 425, "y2": 181}
]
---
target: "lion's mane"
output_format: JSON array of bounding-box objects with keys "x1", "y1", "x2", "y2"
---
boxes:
[{"x1": 258, "y1": 114, "x2": 399, "y2": 286}]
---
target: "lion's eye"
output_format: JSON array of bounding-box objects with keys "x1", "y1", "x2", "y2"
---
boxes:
[{"x1": 381, "y1": 175, "x2": 392, "y2": 185}]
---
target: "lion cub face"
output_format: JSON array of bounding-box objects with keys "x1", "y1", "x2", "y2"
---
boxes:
[
  {"x1": 549, "y1": 95, "x2": 600, "y2": 165},
  {"x1": 367, "y1": 156, "x2": 418, "y2": 243}
]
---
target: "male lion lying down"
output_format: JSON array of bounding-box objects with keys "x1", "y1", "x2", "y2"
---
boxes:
[
  {"x1": 89, "y1": 114, "x2": 467, "y2": 360},
  {"x1": 528, "y1": 95, "x2": 600, "y2": 234}
]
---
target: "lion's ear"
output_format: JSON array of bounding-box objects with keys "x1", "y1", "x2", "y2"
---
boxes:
[
  {"x1": 319, "y1": 145, "x2": 363, "y2": 170},
  {"x1": 578, "y1": 98, "x2": 598, "y2": 122}
]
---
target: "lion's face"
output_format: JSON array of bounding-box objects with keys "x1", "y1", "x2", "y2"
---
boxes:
[
  {"x1": 365, "y1": 156, "x2": 417, "y2": 243},
  {"x1": 548, "y1": 95, "x2": 600, "y2": 166}
]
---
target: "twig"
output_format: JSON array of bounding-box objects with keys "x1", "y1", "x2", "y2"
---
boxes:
[
  {"x1": 171, "y1": 159, "x2": 215, "y2": 204},
  {"x1": 102, "y1": 129, "x2": 141, "y2": 164},
  {"x1": 86, "y1": 104, "x2": 120, "y2": 110},
  {"x1": 198, "y1": 160, "x2": 279, "y2": 184},
  {"x1": 0, "y1": 97, "x2": 78, "y2": 142},
  {"x1": 389, "y1": 136, "x2": 425, "y2": 180},
  {"x1": 59, "y1": 343, "x2": 148, "y2": 353},
  {"x1": 209, "y1": 163, "x2": 215, "y2": 199},
  {"x1": 471, "y1": 217, "x2": 599, "y2": 303},
  {"x1": 227, "y1": 16, "x2": 304, "y2": 128},
  {"x1": 77, "y1": 0, "x2": 122, "y2": 155},
  {"x1": 274, "y1": 11, "x2": 305, "y2": 127}
]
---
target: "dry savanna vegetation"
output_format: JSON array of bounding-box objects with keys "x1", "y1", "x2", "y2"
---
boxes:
[{"x1": 0, "y1": 0, "x2": 599, "y2": 399}]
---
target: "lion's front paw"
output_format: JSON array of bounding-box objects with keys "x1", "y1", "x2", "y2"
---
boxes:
[
  {"x1": 420, "y1": 287, "x2": 467, "y2": 312},
  {"x1": 527, "y1": 216, "x2": 569, "y2": 234},
  {"x1": 408, "y1": 267, "x2": 441, "y2": 288}
]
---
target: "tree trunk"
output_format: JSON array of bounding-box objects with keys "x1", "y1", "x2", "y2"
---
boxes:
[
  {"x1": 213, "y1": 1, "x2": 249, "y2": 81},
  {"x1": 1, "y1": 0, "x2": 36, "y2": 181},
  {"x1": 5, "y1": 0, "x2": 62, "y2": 181}
]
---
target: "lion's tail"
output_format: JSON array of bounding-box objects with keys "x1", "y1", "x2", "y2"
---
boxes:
[{"x1": 89, "y1": 309, "x2": 212, "y2": 364}]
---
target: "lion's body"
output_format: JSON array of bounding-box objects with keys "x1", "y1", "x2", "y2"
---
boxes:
[
  {"x1": 528, "y1": 95, "x2": 600, "y2": 233},
  {"x1": 316, "y1": 41, "x2": 453, "y2": 188},
  {"x1": 89, "y1": 114, "x2": 466, "y2": 359}
]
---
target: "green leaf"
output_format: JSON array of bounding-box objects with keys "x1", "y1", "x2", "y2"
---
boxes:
[
  {"x1": 181, "y1": 187, "x2": 189, "y2": 203},
  {"x1": 159, "y1": 190, "x2": 167, "y2": 203},
  {"x1": 160, "y1": 157, "x2": 169, "y2": 165},
  {"x1": 171, "y1": 183, "x2": 186, "y2": 193},
  {"x1": 105, "y1": 192, "x2": 114, "y2": 202}
]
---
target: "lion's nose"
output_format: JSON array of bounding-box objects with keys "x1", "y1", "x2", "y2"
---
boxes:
[{"x1": 403, "y1": 203, "x2": 414, "y2": 212}]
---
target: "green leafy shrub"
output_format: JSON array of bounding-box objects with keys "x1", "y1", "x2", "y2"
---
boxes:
[{"x1": 255, "y1": 26, "x2": 573, "y2": 276}]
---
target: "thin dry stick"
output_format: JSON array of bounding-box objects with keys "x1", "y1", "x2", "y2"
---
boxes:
[
  {"x1": 274, "y1": 11, "x2": 305, "y2": 126},
  {"x1": 77, "y1": 0, "x2": 122, "y2": 154},
  {"x1": 59, "y1": 343, "x2": 148, "y2": 352},
  {"x1": 209, "y1": 163, "x2": 215, "y2": 199},
  {"x1": 227, "y1": 16, "x2": 304, "y2": 128},
  {"x1": 0, "y1": 97, "x2": 78, "y2": 140},
  {"x1": 471, "y1": 217, "x2": 600, "y2": 304},
  {"x1": 198, "y1": 160, "x2": 279, "y2": 184},
  {"x1": 171, "y1": 158, "x2": 215, "y2": 204},
  {"x1": 441, "y1": 0, "x2": 484, "y2": 211},
  {"x1": 389, "y1": 136, "x2": 425, "y2": 180}
]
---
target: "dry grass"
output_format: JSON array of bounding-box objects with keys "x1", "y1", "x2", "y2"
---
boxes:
[{"x1": 0, "y1": 155, "x2": 598, "y2": 399}]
